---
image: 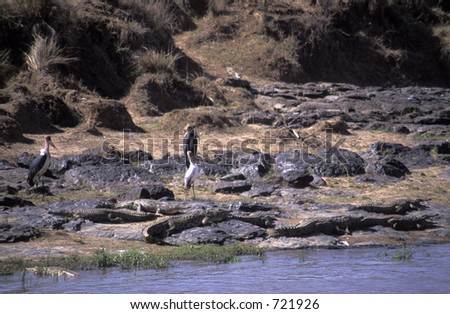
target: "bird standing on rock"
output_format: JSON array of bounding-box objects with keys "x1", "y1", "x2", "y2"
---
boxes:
[
  {"x1": 28, "y1": 135, "x2": 55, "y2": 189},
  {"x1": 184, "y1": 151, "x2": 200, "y2": 199}
]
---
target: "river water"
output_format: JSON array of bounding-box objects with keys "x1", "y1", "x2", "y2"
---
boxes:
[{"x1": 1, "y1": 244, "x2": 449, "y2": 294}]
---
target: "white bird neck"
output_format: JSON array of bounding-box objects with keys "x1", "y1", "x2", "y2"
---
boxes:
[
  {"x1": 187, "y1": 153, "x2": 197, "y2": 165},
  {"x1": 43, "y1": 139, "x2": 51, "y2": 155}
]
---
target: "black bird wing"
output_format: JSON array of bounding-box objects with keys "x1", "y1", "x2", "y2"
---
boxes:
[{"x1": 28, "y1": 154, "x2": 48, "y2": 186}]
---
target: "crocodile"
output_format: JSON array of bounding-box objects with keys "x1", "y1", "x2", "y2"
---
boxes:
[
  {"x1": 49, "y1": 207, "x2": 158, "y2": 223},
  {"x1": 114, "y1": 199, "x2": 184, "y2": 215},
  {"x1": 142, "y1": 210, "x2": 230, "y2": 243},
  {"x1": 229, "y1": 211, "x2": 276, "y2": 228},
  {"x1": 270, "y1": 215, "x2": 364, "y2": 238},
  {"x1": 269, "y1": 213, "x2": 437, "y2": 238},
  {"x1": 350, "y1": 199, "x2": 429, "y2": 215},
  {"x1": 387, "y1": 215, "x2": 436, "y2": 230}
]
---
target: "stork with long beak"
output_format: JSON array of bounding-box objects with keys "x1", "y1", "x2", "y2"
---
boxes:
[{"x1": 28, "y1": 135, "x2": 56, "y2": 189}]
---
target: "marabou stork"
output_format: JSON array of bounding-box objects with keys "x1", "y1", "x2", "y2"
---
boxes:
[
  {"x1": 184, "y1": 151, "x2": 200, "y2": 199},
  {"x1": 28, "y1": 135, "x2": 55, "y2": 189}
]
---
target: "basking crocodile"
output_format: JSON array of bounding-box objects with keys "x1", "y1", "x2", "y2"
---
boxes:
[
  {"x1": 269, "y1": 215, "x2": 363, "y2": 238},
  {"x1": 269, "y1": 213, "x2": 436, "y2": 238},
  {"x1": 229, "y1": 211, "x2": 276, "y2": 228},
  {"x1": 387, "y1": 215, "x2": 436, "y2": 230},
  {"x1": 49, "y1": 207, "x2": 158, "y2": 223},
  {"x1": 114, "y1": 199, "x2": 185, "y2": 215},
  {"x1": 142, "y1": 210, "x2": 230, "y2": 243},
  {"x1": 350, "y1": 199, "x2": 428, "y2": 215}
]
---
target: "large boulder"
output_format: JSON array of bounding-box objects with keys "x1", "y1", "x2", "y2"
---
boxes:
[
  {"x1": 367, "y1": 158, "x2": 411, "y2": 178},
  {"x1": 214, "y1": 180, "x2": 252, "y2": 194},
  {"x1": 370, "y1": 142, "x2": 443, "y2": 169},
  {"x1": 64, "y1": 164, "x2": 160, "y2": 190},
  {"x1": 118, "y1": 185, "x2": 175, "y2": 201},
  {"x1": 0, "y1": 222, "x2": 40, "y2": 243},
  {"x1": 232, "y1": 152, "x2": 272, "y2": 179},
  {"x1": 314, "y1": 148, "x2": 365, "y2": 177}
]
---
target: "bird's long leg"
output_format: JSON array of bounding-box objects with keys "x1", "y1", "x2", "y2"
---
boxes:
[{"x1": 192, "y1": 183, "x2": 196, "y2": 200}]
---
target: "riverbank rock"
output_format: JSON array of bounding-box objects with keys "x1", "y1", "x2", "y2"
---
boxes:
[
  {"x1": 64, "y1": 164, "x2": 160, "y2": 191},
  {"x1": 214, "y1": 180, "x2": 252, "y2": 194},
  {"x1": 314, "y1": 148, "x2": 365, "y2": 177},
  {"x1": 365, "y1": 157, "x2": 411, "y2": 178},
  {"x1": 0, "y1": 222, "x2": 40, "y2": 243},
  {"x1": 118, "y1": 185, "x2": 175, "y2": 201}
]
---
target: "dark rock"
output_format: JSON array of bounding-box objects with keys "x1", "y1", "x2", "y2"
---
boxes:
[
  {"x1": 216, "y1": 220, "x2": 266, "y2": 240},
  {"x1": 229, "y1": 201, "x2": 276, "y2": 212},
  {"x1": 370, "y1": 142, "x2": 441, "y2": 168},
  {"x1": 0, "y1": 185, "x2": 18, "y2": 195},
  {"x1": 232, "y1": 152, "x2": 273, "y2": 179},
  {"x1": 355, "y1": 174, "x2": 400, "y2": 185},
  {"x1": 214, "y1": 180, "x2": 252, "y2": 194},
  {"x1": 124, "y1": 150, "x2": 153, "y2": 164},
  {"x1": 166, "y1": 227, "x2": 230, "y2": 245},
  {"x1": 395, "y1": 125, "x2": 410, "y2": 134},
  {"x1": 201, "y1": 163, "x2": 231, "y2": 177},
  {"x1": 370, "y1": 142, "x2": 409, "y2": 157},
  {"x1": 368, "y1": 158, "x2": 411, "y2": 178},
  {"x1": 145, "y1": 156, "x2": 186, "y2": 176},
  {"x1": 118, "y1": 185, "x2": 175, "y2": 201},
  {"x1": 220, "y1": 173, "x2": 247, "y2": 181},
  {"x1": 0, "y1": 197, "x2": 34, "y2": 207},
  {"x1": 280, "y1": 169, "x2": 314, "y2": 188},
  {"x1": 57, "y1": 152, "x2": 121, "y2": 173},
  {"x1": 440, "y1": 167, "x2": 450, "y2": 179},
  {"x1": 310, "y1": 174, "x2": 327, "y2": 187},
  {"x1": 414, "y1": 116, "x2": 450, "y2": 125},
  {"x1": 62, "y1": 218, "x2": 86, "y2": 232},
  {"x1": 241, "y1": 185, "x2": 276, "y2": 198},
  {"x1": 314, "y1": 148, "x2": 365, "y2": 177},
  {"x1": 47, "y1": 199, "x2": 108, "y2": 211},
  {"x1": 275, "y1": 150, "x2": 319, "y2": 171},
  {"x1": 64, "y1": 164, "x2": 160, "y2": 190},
  {"x1": 20, "y1": 210, "x2": 68, "y2": 229},
  {"x1": 0, "y1": 159, "x2": 16, "y2": 170},
  {"x1": 222, "y1": 77, "x2": 251, "y2": 89},
  {"x1": 0, "y1": 222, "x2": 40, "y2": 243},
  {"x1": 241, "y1": 111, "x2": 276, "y2": 125}
]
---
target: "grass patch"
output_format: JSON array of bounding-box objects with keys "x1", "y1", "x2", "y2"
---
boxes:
[
  {"x1": 166, "y1": 242, "x2": 265, "y2": 264},
  {"x1": 377, "y1": 245, "x2": 416, "y2": 262},
  {"x1": 25, "y1": 34, "x2": 77, "y2": 74},
  {"x1": 0, "y1": 243, "x2": 265, "y2": 276},
  {"x1": 412, "y1": 134, "x2": 450, "y2": 141},
  {"x1": 391, "y1": 245, "x2": 415, "y2": 261},
  {"x1": 132, "y1": 48, "x2": 182, "y2": 75}
]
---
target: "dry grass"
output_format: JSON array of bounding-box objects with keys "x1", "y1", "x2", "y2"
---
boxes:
[
  {"x1": 132, "y1": 48, "x2": 182, "y2": 75},
  {"x1": 433, "y1": 24, "x2": 450, "y2": 62},
  {"x1": 117, "y1": 0, "x2": 175, "y2": 32},
  {"x1": 25, "y1": 34, "x2": 77, "y2": 73}
]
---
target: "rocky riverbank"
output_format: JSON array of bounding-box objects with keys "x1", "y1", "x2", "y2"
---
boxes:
[{"x1": 1, "y1": 82, "x2": 449, "y2": 260}]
